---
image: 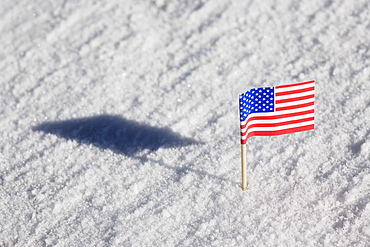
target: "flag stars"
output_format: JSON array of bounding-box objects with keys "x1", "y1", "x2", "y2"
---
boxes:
[{"x1": 239, "y1": 86, "x2": 275, "y2": 121}]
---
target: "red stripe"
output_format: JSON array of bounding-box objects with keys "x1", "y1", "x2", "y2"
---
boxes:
[
  {"x1": 276, "y1": 94, "x2": 314, "y2": 104},
  {"x1": 247, "y1": 117, "x2": 314, "y2": 129},
  {"x1": 275, "y1": 86, "x2": 315, "y2": 96},
  {"x1": 240, "y1": 109, "x2": 314, "y2": 129},
  {"x1": 241, "y1": 124, "x2": 314, "y2": 143},
  {"x1": 275, "y1": 80, "x2": 315, "y2": 89},
  {"x1": 276, "y1": 101, "x2": 314, "y2": 111}
]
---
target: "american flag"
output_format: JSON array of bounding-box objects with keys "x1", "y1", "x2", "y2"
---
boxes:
[{"x1": 239, "y1": 80, "x2": 315, "y2": 144}]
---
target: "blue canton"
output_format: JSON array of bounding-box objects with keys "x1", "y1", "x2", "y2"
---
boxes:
[{"x1": 239, "y1": 87, "x2": 275, "y2": 122}]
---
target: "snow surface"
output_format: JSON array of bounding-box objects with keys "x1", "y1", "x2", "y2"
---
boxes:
[{"x1": 1, "y1": 0, "x2": 370, "y2": 246}]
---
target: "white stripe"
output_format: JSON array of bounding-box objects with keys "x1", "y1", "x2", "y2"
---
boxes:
[
  {"x1": 240, "y1": 113, "x2": 315, "y2": 133},
  {"x1": 240, "y1": 105, "x2": 314, "y2": 126},
  {"x1": 275, "y1": 82, "x2": 315, "y2": 93},
  {"x1": 275, "y1": 90, "x2": 315, "y2": 101},
  {"x1": 275, "y1": 98, "x2": 314, "y2": 108}
]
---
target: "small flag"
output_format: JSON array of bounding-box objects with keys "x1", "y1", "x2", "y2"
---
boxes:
[{"x1": 239, "y1": 80, "x2": 315, "y2": 144}]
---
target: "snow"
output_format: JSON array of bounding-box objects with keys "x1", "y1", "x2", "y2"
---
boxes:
[{"x1": 1, "y1": 0, "x2": 370, "y2": 246}]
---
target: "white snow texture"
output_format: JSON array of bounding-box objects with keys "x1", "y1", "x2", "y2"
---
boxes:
[{"x1": 1, "y1": 0, "x2": 370, "y2": 246}]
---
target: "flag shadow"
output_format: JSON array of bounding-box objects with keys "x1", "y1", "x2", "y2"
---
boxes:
[{"x1": 32, "y1": 115, "x2": 200, "y2": 156}]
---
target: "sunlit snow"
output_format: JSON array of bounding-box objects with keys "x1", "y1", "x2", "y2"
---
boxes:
[{"x1": 1, "y1": 0, "x2": 370, "y2": 246}]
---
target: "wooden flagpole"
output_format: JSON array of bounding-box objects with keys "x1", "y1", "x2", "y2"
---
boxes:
[
  {"x1": 239, "y1": 93, "x2": 248, "y2": 190},
  {"x1": 241, "y1": 143, "x2": 247, "y2": 190}
]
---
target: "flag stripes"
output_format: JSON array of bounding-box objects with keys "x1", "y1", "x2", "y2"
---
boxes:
[
  {"x1": 275, "y1": 86, "x2": 315, "y2": 96},
  {"x1": 276, "y1": 94, "x2": 314, "y2": 104},
  {"x1": 274, "y1": 80, "x2": 314, "y2": 88},
  {"x1": 245, "y1": 125, "x2": 315, "y2": 140},
  {"x1": 275, "y1": 101, "x2": 314, "y2": 111}
]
